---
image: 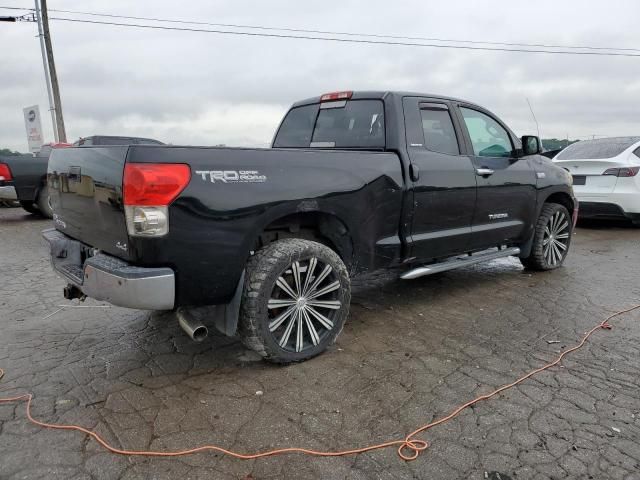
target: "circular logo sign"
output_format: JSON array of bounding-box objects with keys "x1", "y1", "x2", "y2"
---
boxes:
[{"x1": 28, "y1": 110, "x2": 36, "y2": 122}]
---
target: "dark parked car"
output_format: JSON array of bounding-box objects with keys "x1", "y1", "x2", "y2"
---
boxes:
[
  {"x1": 74, "y1": 135, "x2": 165, "y2": 147},
  {"x1": 0, "y1": 137, "x2": 163, "y2": 218},
  {"x1": 43, "y1": 91, "x2": 576, "y2": 363},
  {"x1": 0, "y1": 145, "x2": 70, "y2": 218}
]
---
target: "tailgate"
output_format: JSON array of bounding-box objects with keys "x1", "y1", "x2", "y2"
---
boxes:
[{"x1": 48, "y1": 146, "x2": 131, "y2": 260}]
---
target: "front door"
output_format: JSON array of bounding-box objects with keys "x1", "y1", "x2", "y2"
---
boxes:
[
  {"x1": 403, "y1": 97, "x2": 477, "y2": 261},
  {"x1": 455, "y1": 105, "x2": 537, "y2": 249}
]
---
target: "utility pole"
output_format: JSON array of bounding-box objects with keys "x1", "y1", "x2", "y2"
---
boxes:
[
  {"x1": 36, "y1": 0, "x2": 66, "y2": 143},
  {"x1": 34, "y1": 0, "x2": 57, "y2": 141}
]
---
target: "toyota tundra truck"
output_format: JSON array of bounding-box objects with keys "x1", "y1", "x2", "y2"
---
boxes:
[{"x1": 43, "y1": 91, "x2": 577, "y2": 363}]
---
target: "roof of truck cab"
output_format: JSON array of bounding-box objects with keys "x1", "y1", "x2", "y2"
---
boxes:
[{"x1": 290, "y1": 91, "x2": 471, "y2": 108}]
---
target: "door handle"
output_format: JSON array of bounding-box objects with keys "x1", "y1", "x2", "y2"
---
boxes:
[
  {"x1": 410, "y1": 163, "x2": 420, "y2": 181},
  {"x1": 476, "y1": 168, "x2": 495, "y2": 177}
]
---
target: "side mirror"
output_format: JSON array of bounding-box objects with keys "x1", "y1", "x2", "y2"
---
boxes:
[{"x1": 522, "y1": 135, "x2": 542, "y2": 156}]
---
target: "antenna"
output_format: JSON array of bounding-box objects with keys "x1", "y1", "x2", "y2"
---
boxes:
[{"x1": 526, "y1": 98, "x2": 541, "y2": 139}]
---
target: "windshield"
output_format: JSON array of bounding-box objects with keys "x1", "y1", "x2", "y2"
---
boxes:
[
  {"x1": 273, "y1": 100, "x2": 385, "y2": 149},
  {"x1": 556, "y1": 137, "x2": 640, "y2": 160}
]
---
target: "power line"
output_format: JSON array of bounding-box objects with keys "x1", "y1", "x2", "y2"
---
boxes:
[
  {"x1": 45, "y1": 8, "x2": 640, "y2": 53},
  {"x1": 2, "y1": 4, "x2": 639, "y2": 54},
  {"x1": 40, "y1": 16, "x2": 640, "y2": 58}
]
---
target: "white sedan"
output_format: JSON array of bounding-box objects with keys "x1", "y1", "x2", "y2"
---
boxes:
[{"x1": 553, "y1": 137, "x2": 640, "y2": 225}]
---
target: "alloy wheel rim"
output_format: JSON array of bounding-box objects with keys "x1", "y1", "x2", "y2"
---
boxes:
[
  {"x1": 267, "y1": 257, "x2": 342, "y2": 353},
  {"x1": 543, "y1": 210, "x2": 570, "y2": 266}
]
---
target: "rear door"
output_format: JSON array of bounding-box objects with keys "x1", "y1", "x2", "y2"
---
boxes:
[
  {"x1": 454, "y1": 105, "x2": 537, "y2": 249},
  {"x1": 403, "y1": 97, "x2": 477, "y2": 261}
]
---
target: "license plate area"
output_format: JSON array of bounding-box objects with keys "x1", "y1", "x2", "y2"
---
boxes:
[
  {"x1": 572, "y1": 175, "x2": 586, "y2": 186},
  {"x1": 45, "y1": 230, "x2": 95, "y2": 285}
]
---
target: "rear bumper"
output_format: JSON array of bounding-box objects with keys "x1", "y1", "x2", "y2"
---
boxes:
[
  {"x1": 575, "y1": 190, "x2": 640, "y2": 214},
  {"x1": 42, "y1": 228, "x2": 175, "y2": 310},
  {"x1": 0, "y1": 185, "x2": 17, "y2": 201},
  {"x1": 578, "y1": 202, "x2": 640, "y2": 221}
]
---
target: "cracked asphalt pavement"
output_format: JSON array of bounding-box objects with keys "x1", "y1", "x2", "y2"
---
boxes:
[{"x1": 1, "y1": 207, "x2": 640, "y2": 480}]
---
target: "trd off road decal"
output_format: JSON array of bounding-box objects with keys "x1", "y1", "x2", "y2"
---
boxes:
[{"x1": 195, "y1": 170, "x2": 267, "y2": 184}]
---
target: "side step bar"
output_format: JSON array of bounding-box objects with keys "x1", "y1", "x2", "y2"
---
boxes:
[{"x1": 400, "y1": 247, "x2": 521, "y2": 280}]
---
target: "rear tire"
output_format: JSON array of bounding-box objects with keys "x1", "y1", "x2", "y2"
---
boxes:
[
  {"x1": 36, "y1": 185, "x2": 53, "y2": 219},
  {"x1": 19, "y1": 201, "x2": 40, "y2": 215},
  {"x1": 521, "y1": 203, "x2": 572, "y2": 271},
  {"x1": 239, "y1": 238, "x2": 350, "y2": 364}
]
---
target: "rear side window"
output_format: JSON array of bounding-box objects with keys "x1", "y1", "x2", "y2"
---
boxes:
[
  {"x1": 420, "y1": 106, "x2": 459, "y2": 155},
  {"x1": 556, "y1": 137, "x2": 640, "y2": 160},
  {"x1": 274, "y1": 100, "x2": 385, "y2": 149},
  {"x1": 632, "y1": 146, "x2": 640, "y2": 159}
]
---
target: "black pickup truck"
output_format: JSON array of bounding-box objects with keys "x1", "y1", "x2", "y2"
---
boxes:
[{"x1": 44, "y1": 91, "x2": 576, "y2": 363}]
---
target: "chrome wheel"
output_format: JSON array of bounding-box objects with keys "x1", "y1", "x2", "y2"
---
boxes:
[
  {"x1": 267, "y1": 257, "x2": 342, "y2": 353},
  {"x1": 543, "y1": 210, "x2": 570, "y2": 266}
]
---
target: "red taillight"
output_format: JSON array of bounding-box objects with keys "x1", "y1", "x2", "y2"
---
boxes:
[
  {"x1": 0, "y1": 163, "x2": 12, "y2": 181},
  {"x1": 603, "y1": 167, "x2": 640, "y2": 177},
  {"x1": 320, "y1": 91, "x2": 353, "y2": 102},
  {"x1": 619, "y1": 166, "x2": 640, "y2": 177},
  {"x1": 123, "y1": 163, "x2": 191, "y2": 206}
]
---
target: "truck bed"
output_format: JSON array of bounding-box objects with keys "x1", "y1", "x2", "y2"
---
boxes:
[{"x1": 48, "y1": 145, "x2": 405, "y2": 306}]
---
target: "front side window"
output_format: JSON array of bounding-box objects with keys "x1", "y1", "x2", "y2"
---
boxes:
[
  {"x1": 273, "y1": 100, "x2": 385, "y2": 149},
  {"x1": 460, "y1": 107, "x2": 513, "y2": 158},
  {"x1": 420, "y1": 107, "x2": 459, "y2": 155}
]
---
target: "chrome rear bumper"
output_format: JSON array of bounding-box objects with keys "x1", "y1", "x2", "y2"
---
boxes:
[
  {"x1": 0, "y1": 185, "x2": 17, "y2": 201},
  {"x1": 42, "y1": 228, "x2": 175, "y2": 310}
]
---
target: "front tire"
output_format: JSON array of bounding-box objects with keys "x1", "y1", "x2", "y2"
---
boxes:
[
  {"x1": 521, "y1": 203, "x2": 572, "y2": 271},
  {"x1": 239, "y1": 239, "x2": 351, "y2": 364}
]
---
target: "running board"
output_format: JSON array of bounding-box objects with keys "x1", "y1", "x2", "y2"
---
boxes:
[{"x1": 400, "y1": 247, "x2": 521, "y2": 280}]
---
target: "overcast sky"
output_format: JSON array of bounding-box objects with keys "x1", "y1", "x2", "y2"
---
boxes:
[{"x1": 1, "y1": 0, "x2": 639, "y2": 151}]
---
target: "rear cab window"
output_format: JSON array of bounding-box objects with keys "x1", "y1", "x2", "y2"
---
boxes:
[{"x1": 273, "y1": 99, "x2": 385, "y2": 149}]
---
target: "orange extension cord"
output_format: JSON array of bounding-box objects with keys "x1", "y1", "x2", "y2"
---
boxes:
[{"x1": 0, "y1": 304, "x2": 638, "y2": 462}]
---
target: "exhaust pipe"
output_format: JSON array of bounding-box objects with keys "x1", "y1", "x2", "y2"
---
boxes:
[
  {"x1": 63, "y1": 284, "x2": 86, "y2": 301},
  {"x1": 176, "y1": 308, "x2": 208, "y2": 342}
]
